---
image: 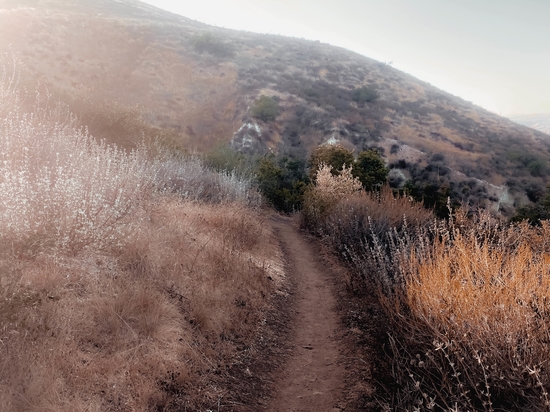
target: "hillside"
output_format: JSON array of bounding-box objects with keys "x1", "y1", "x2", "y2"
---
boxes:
[{"x1": 1, "y1": 0, "x2": 549, "y2": 215}]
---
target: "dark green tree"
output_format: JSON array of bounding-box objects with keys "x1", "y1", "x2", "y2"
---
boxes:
[
  {"x1": 403, "y1": 181, "x2": 457, "y2": 219},
  {"x1": 191, "y1": 33, "x2": 234, "y2": 57},
  {"x1": 351, "y1": 85, "x2": 379, "y2": 105},
  {"x1": 352, "y1": 149, "x2": 388, "y2": 191},
  {"x1": 255, "y1": 154, "x2": 308, "y2": 212},
  {"x1": 308, "y1": 144, "x2": 355, "y2": 180},
  {"x1": 512, "y1": 185, "x2": 550, "y2": 225}
]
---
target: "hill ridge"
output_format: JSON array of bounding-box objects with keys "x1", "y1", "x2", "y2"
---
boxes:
[{"x1": 1, "y1": 0, "x2": 549, "y2": 215}]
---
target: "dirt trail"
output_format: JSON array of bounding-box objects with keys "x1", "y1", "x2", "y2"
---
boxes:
[{"x1": 266, "y1": 215, "x2": 346, "y2": 412}]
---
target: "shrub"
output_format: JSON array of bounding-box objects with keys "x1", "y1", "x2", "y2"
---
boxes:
[
  {"x1": 352, "y1": 149, "x2": 388, "y2": 191},
  {"x1": 191, "y1": 32, "x2": 234, "y2": 58},
  {"x1": 512, "y1": 185, "x2": 550, "y2": 225},
  {"x1": 0, "y1": 98, "x2": 155, "y2": 255},
  {"x1": 385, "y1": 219, "x2": 550, "y2": 411},
  {"x1": 304, "y1": 179, "x2": 550, "y2": 410},
  {"x1": 251, "y1": 95, "x2": 279, "y2": 122},
  {"x1": 308, "y1": 144, "x2": 355, "y2": 181},
  {"x1": 255, "y1": 154, "x2": 307, "y2": 212},
  {"x1": 203, "y1": 142, "x2": 258, "y2": 176},
  {"x1": 351, "y1": 85, "x2": 379, "y2": 104},
  {"x1": 155, "y1": 151, "x2": 261, "y2": 206},
  {"x1": 301, "y1": 164, "x2": 362, "y2": 229}
]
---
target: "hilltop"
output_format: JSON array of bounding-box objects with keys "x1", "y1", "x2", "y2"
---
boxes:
[{"x1": 1, "y1": 0, "x2": 549, "y2": 215}]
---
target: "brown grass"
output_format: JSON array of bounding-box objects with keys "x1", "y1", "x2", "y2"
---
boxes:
[
  {"x1": 302, "y1": 168, "x2": 550, "y2": 410},
  {"x1": 382, "y1": 220, "x2": 550, "y2": 411},
  {"x1": 0, "y1": 57, "x2": 281, "y2": 410},
  {"x1": 0, "y1": 198, "x2": 280, "y2": 411}
]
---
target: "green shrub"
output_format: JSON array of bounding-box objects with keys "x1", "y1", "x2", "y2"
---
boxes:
[
  {"x1": 308, "y1": 144, "x2": 355, "y2": 181},
  {"x1": 191, "y1": 33, "x2": 234, "y2": 58},
  {"x1": 351, "y1": 85, "x2": 379, "y2": 104},
  {"x1": 255, "y1": 154, "x2": 307, "y2": 212},
  {"x1": 352, "y1": 149, "x2": 388, "y2": 191},
  {"x1": 203, "y1": 143, "x2": 258, "y2": 176},
  {"x1": 512, "y1": 185, "x2": 550, "y2": 225},
  {"x1": 251, "y1": 95, "x2": 279, "y2": 122}
]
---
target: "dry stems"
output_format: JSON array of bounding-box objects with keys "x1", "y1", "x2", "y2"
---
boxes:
[
  {"x1": 0, "y1": 58, "x2": 278, "y2": 410},
  {"x1": 303, "y1": 163, "x2": 550, "y2": 410}
]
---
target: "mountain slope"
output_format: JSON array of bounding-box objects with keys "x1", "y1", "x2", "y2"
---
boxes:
[{"x1": 1, "y1": 0, "x2": 549, "y2": 215}]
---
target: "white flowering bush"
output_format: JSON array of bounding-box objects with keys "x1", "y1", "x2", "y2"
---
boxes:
[
  {"x1": 154, "y1": 152, "x2": 261, "y2": 206},
  {"x1": 0, "y1": 61, "x2": 261, "y2": 256},
  {"x1": 0, "y1": 98, "x2": 156, "y2": 255}
]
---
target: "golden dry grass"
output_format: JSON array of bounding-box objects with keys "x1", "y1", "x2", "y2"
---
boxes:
[
  {"x1": 380, "y1": 219, "x2": 550, "y2": 411},
  {"x1": 0, "y1": 198, "x2": 280, "y2": 411},
  {"x1": 302, "y1": 168, "x2": 550, "y2": 409},
  {"x1": 0, "y1": 56, "x2": 281, "y2": 410}
]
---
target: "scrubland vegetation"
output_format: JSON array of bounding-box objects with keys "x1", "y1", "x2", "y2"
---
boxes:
[
  {"x1": 0, "y1": 58, "x2": 278, "y2": 411},
  {"x1": 302, "y1": 158, "x2": 550, "y2": 411}
]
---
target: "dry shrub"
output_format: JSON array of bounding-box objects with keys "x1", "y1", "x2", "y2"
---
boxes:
[
  {"x1": 303, "y1": 161, "x2": 550, "y2": 410},
  {"x1": 0, "y1": 58, "x2": 280, "y2": 411},
  {"x1": 303, "y1": 183, "x2": 433, "y2": 293},
  {"x1": 154, "y1": 151, "x2": 261, "y2": 207},
  {"x1": 383, "y1": 220, "x2": 550, "y2": 411},
  {"x1": 301, "y1": 163, "x2": 362, "y2": 229}
]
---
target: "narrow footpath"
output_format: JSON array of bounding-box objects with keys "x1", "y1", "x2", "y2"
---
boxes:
[{"x1": 266, "y1": 215, "x2": 346, "y2": 412}]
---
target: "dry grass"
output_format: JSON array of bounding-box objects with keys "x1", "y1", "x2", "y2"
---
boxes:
[
  {"x1": 383, "y1": 219, "x2": 550, "y2": 411},
  {"x1": 0, "y1": 200, "x2": 279, "y2": 411},
  {"x1": 302, "y1": 165, "x2": 550, "y2": 410},
  {"x1": 0, "y1": 58, "x2": 281, "y2": 411}
]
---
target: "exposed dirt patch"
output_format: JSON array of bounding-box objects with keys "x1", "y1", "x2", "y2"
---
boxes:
[
  {"x1": 266, "y1": 214, "x2": 346, "y2": 411},
  {"x1": 209, "y1": 213, "x2": 382, "y2": 411}
]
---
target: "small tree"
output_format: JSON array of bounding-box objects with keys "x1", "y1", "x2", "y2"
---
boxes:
[
  {"x1": 251, "y1": 95, "x2": 279, "y2": 122},
  {"x1": 352, "y1": 149, "x2": 388, "y2": 191},
  {"x1": 308, "y1": 144, "x2": 355, "y2": 181},
  {"x1": 255, "y1": 154, "x2": 307, "y2": 212}
]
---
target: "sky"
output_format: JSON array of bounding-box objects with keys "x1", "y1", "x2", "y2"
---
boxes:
[{"x1": 141, "y1": 0, "x2": 550, "y2": 116}]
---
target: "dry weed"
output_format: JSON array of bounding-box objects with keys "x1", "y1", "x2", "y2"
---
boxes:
[{"x1": 0, "y1": 58, "x2": 280, "y2": 411}]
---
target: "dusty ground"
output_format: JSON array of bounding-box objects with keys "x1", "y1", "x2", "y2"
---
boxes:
[
  {"x1": 214, "y1": 213, "x2": 382, "y2": 411},
  {"x1": 266, "y1": 215, "x2": 347, "y2": 412}
]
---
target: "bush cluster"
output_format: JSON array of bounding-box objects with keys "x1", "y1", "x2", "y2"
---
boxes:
[
  {"x1": 255, "y1": 154, "x2": 307, "y2": 213},
  {"x1": 191, "y1": 32, "x2": 235, "y2": 58},
  {"x1": 351, "y1": 85, "x2": 379, "y2": 104},
  {"x1": 251, "y1": 144, "x2": 388, "y2": 213},
  {"x1": 0, "y1": 59, "x2": 273, "y2": 410},
  {"x1": 302, "y1": 163, "x2": 550, "y2": 410}
]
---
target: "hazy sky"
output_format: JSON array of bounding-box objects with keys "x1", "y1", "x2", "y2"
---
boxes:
[{"x1": 141, "y1": 0, "x2": 549, "y2": 116}]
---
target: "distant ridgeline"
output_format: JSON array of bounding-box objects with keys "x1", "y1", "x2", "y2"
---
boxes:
[{"x1": 1, "y1": 0, "x2": 549, "y2": 216}]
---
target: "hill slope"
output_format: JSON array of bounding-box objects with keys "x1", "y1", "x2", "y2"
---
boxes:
[{"x1": 1, "y1": 0, "x2": 549, "y2": 215}]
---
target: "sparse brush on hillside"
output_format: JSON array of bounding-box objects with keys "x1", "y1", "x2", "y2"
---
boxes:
[
  {"x1": 303, "y1": 163, "x2": 550, "y2": 410},
  {"x1": 0, "y1": 59, "x2": 277, "y2": 411}
]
